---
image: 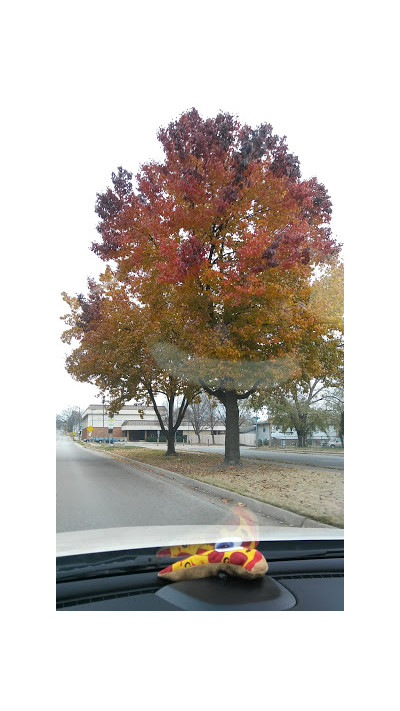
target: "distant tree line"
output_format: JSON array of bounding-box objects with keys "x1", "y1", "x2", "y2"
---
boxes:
[{"x1": 56, "y1": 407, "x2": 81, "y2": 433}]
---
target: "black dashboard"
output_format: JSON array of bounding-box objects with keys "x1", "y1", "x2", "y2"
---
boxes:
[{"x1": 57, "y1": 539, "x2": 344, "y2": 611}]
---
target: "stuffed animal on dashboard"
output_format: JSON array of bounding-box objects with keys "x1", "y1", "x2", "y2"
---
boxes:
[
  {"x1": 157, "y1": 504, "x2": 267, "y2": 582},
  {"x1": 156, "y1": 539, "x2": 258, "y2": 560},
  {"x1": 158, "y1": 545, "x2": 268, "y2": 582}
]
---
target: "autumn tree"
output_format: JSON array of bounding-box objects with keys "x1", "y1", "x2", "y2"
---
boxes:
[
  {"x1": 85, "y1": 109, "x2": 341, "y2": 464},
  {"x1": 61, "y1": 270, "x2": 200, "y2": 455}
]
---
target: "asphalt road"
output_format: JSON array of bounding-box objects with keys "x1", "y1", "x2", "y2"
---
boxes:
[
  {"x1": 191, "y1": 445, "x2": 343, "y2": 469},
  {"x1": 56, "y1": 433, "x2": 286, "y2": 533},
  {"x1": 122, "y1": 442, "x2": 344, "y2": 470}
]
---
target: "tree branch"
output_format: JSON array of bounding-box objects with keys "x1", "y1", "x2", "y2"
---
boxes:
[
  {"x1": 236, "y1": 381, "x2": 262, "y2": 400},
  {"x1": 199, "y1": 379, "x2": 226, "y2": 405},
  {"x1": 146, "y1": 382, "x2": 166, "y2": 433}
]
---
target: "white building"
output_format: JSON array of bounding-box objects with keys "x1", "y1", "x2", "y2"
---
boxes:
[
  {"x1": 81, "y1": 402, "x2": 225, "y2": 443},
  {"x1": 239, "y1": 419, "x2": 339, "y2": 447}
]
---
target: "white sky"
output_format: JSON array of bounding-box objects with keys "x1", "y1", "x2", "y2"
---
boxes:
[
  {"x1": 5, "y1": 0, "x2": 395, "y2": 418},
  {"x1": 51, "y1": 1, "x2": 360, "y2": 415}
]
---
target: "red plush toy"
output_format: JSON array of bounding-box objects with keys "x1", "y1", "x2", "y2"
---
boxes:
[{"x1": 158, "y1": 544, "x2": 268, "y2": 582}]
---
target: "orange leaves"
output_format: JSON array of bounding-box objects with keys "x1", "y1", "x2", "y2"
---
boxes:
[
  {"x1": 77, "y1": 110, "x2": 344, "y2": 405},
  {"x1": 308, "y1": 263, "x2": 344, "y2": 333}
]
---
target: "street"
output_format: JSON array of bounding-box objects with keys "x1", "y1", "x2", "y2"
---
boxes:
[{"x1": 56, "y1": 433, "x2": 287, "y2": 533}]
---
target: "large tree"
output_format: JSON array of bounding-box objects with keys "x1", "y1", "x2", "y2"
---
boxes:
[
  {"x1": 82, "y1": 109, "x2": 340, "y2": 464},
  {"x1": 260, "y1": 380, "x2": 340, "y2": 447},
  {"x1": 61, "y1": 270, "x2": 200, "y2": 454}
]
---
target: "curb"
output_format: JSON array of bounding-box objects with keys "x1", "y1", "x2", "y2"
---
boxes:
[{"x1": 86, "y1": 444, "x2": 337, "y2": 529}]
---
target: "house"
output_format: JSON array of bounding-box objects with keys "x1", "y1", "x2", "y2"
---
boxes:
[{"x1": 239, "y1": 419, "x2": 339, "y2": 447}]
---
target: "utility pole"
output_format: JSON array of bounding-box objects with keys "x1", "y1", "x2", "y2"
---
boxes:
[{"x1": 253, "y1": 415, "x2": 260, "y2": 447}]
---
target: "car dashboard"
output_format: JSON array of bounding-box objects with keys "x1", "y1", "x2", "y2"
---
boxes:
[{"x1": 56, "y1": 538, "x2": 344, "y2": 611}]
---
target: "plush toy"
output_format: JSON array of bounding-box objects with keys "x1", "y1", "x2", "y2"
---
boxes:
[
  {"x1": 157, "y1": 505, "x2": 267, "y2": 582},
  {"x1": 156, "y1": 540, "x2": 258, "y2": 559},
  {"x1": 158, "y1": 545, "x2": 268, "y2": 582},
  {"x1": 156, "y1": 543, "x2": 215, "y2": 559}
]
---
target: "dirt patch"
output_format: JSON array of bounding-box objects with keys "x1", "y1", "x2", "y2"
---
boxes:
[{"x1": 97, "y1": 445, "x2": 344, "y2": 527}]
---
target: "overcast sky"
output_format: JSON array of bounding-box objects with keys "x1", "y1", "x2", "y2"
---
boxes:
[{"x1": 21, "y1": 0, "x2": 390, "y2": 416}]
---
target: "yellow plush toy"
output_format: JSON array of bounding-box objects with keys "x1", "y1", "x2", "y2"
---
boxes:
[
  {"x1": 158, "y1": 545, "x2": 268, "y2": 582},
  {"x1": 157, "y1": 505, "x2": 267, "y2": 582}
]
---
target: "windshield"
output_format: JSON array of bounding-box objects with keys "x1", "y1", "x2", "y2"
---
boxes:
[{"x1": 56, "y1": 10, "x2": 344, "y2": 569}]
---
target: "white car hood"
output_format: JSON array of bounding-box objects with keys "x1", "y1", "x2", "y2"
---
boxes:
[{"x1": 57, "y1": 524, "x2": 344, "y2": 557}]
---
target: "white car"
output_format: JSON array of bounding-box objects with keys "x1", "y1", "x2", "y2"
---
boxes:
[{"x1": 323, "y1": 438, "x2": 342, "y2": 448}]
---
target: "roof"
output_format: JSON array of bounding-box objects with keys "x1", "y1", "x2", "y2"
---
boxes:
[
  {"x1": 120, "y1": 419, "x2": 161, "y2": 430},
  {"x1": 85, "y1": 404, "x2": 165, "y2": 411}
]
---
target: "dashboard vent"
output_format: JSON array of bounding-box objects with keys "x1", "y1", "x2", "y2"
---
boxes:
[
  {"x1": 57, "y1": 586, "x2": 160, "y2": 610},
  {"x1": 273, "y1": 573, "x2": 343, "y2": 580}
]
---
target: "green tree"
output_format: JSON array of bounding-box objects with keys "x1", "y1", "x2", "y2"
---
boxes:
[
  {"x1": 249, "y1": 332, "x2": 343, "y2": 447},
  {"x1": 323, "y1": 387, "x2": 344, "y2": 445},
  {"x1": 263, "y1": 381, "x2": 337, "y2": 447}
]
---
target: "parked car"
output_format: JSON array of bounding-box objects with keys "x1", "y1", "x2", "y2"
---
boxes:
[{"x1": 322, "y1": 438, "x2": 342, "y2": 448}]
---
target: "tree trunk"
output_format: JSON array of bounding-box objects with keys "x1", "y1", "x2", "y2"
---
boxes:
[
  {"x1": 296, "y1": 431, "x2": 307, "y2": 447},
  {"x1": 223, "y1": 390, "x2": 241, "y2": 465},
  {"x1": 339, "y1": 411, "x2": 344, "y2": 446},
  {"x1": 197, "y1": 433, "x2": 201, "y2": 443},
  {"x1": 166, "y1": 431, "x2": 176, "y2": 455},
  {"x1": 165, "y1": 392, "x2": 177, "y2": 455}
]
